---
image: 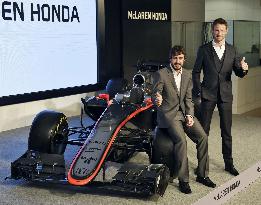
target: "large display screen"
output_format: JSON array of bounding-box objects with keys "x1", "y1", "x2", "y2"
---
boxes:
[{"x1": 0, "y1": 0, "x2": 97, "y2": 98}]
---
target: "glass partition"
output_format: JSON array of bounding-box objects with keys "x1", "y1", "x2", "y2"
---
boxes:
[
  {"x1": 234, "y1": 21, "x2": 260, "y2": 67},
  {"x1": 171, "y1": 21, "x2": 203, "y2": 69},
  {"x1": 171, "y1": 20, "x2": 260, "y2": 69}
]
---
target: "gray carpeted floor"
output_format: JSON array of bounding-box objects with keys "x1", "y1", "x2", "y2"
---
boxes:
[{"x1": 0, "y1": 112, "x2": 260, "y2": 205}]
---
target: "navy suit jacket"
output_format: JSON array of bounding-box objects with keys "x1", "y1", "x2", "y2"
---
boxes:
[{"x1": 192, "y1": 42, "x2": 247, "y2": 102}]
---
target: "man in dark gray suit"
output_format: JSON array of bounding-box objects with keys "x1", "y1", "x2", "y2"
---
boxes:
[
  {"x1": 152, "y1": 45, "x2": 216, "y2": 194},
  {"x1": 192, "y1": 18, "x2": 248, "y2": 176}
]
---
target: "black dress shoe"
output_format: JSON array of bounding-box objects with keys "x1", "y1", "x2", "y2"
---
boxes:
[
  {"x1": 225, "y1": 165, "x2": 239, "y2": 176},
  {"x1": 179, "y1": 181, "x2": 192, "y2": 194},
  {"x1": 194, "y1": 167, "x2": 199, "y2": 175},
  {"x1": 196, "y1": 176, "x2": 216, "y2": 188},
  {"x1": 169, "y1": 176, "x2": 174, "y2": 183}
]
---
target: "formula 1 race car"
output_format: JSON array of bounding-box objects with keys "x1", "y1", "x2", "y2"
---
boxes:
[{"x1": 9, "y1": 62, "x2": 179, "y2": 198}]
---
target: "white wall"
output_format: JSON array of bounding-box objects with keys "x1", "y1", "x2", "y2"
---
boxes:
[
  {"x1": 232, "y1": 66, "x2": 261, "y2": 113},
  {"x1": 205, "y1": 0, "x2": 261, "y2": 21},
  {"x1": 171, "y1": 0, "x2": 205, "y2": 21},
  {"x1": 0, "y1": 93, "x2": 94, "y2": 132}
]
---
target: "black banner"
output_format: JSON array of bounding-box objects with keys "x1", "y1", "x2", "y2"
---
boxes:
[{"x1": 122, "y1": 0, "x2": 171, "y2": 21}]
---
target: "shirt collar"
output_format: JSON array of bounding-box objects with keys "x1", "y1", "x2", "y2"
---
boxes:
[
  {"x1": 170, "y1": 63, "x2": 182, "y2": 75},
  {"x1": 212, "y1": 40, "x2": 226, "y2": 48}
]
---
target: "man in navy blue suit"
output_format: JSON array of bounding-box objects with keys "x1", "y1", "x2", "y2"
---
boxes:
[{"x1": 192, "y1": 18, "x2": 248, "y2": 176}]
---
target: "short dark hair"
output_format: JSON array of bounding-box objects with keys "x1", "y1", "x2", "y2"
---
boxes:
[
  {"x1": 169, "y1": 45, "x2": 186, "y2": 59},
  {"x1": 212, "y1": 18, "x2": 228, "y2": 29}
]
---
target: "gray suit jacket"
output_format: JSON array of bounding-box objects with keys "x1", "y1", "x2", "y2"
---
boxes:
[
  {"x1": 192, "y1": 42, "x2": 247, "y2": 102},
  {"x1": 152, "y1": 66, "x2": 194, "y2": 128}
]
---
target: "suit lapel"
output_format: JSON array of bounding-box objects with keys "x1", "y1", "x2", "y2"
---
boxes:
[
  {"x1": 166, "y1": 66, "x2": 180, "y2": 97},
  {"x1": 207, "y1": 42, "x2": 218, "y2": 71},
  {"x1": 221, "y1": 43, "x2": 231, "y2": 71}
]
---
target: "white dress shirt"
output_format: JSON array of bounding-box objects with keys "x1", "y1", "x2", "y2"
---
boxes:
[
  {"x1": 170, "y1": 64, "x2": 192, "y2": 118},
  {"x1": 212, "y1": 40, "x2": 225, "y2": 60},
  {"x1": 170, "y1": 64, "x2": 182, "y2": 93}
]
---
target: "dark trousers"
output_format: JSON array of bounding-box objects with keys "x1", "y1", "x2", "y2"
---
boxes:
[
  {"x1": 167, "y1": 117, "x2": 209, "y2": 182},
  {"x1": 200, "y1": 98, "x2": 233, "y2": 165}
]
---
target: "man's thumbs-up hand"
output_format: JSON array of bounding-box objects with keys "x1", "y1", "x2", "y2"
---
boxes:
[
  {"x1": 155, "y1": 92, "x2": 163, "y2": 107},
  {"x1": 240, "y1": 57, "x2": 248, "y2": 71}
]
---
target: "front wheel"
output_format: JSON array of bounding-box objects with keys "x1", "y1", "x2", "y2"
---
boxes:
[{"x1": 28, "y1": 110, "x2": 68, "y2": 155}]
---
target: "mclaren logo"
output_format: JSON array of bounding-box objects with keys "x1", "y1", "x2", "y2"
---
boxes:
[{"x1": 127, "y1": 10, "x2": 168, "y2": 21}]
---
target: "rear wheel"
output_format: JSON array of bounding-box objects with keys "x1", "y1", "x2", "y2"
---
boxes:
[
  {"x1": 28, "y1": 110, "x2": 68, "y2": 155},
  {"x1": 106, "y1": 78, "x2": 129, "y2": 99}
]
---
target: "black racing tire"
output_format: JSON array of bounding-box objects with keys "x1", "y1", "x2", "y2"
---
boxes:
[
  {"x1": 106, "y1": 78, "x2": 129, "y2": 99},
  {"x1": 28, "y1": 110, "x2": 69, "y2": 155},
  {"x1": 151, "y1": 127, "x2": 177, "y2": 177}
]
